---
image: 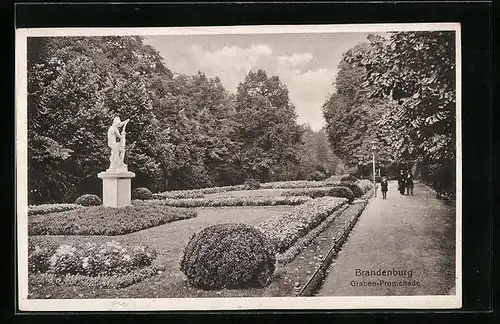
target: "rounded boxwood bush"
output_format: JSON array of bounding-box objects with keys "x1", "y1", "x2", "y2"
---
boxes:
[
  {"x1": 328, "y1": 186, "x2": 355, "y2": 204},
  {"x1": 308, "y1": 171, "x2": 327, "y2": 181},
  {"x1": 75, "y1": 194, "x2": 102, "y2": 206},
  {"x1": 180, "y1": 223, "x2": 276, "y2": 289},
  {"x1": 244, "y1": 178, "x2": 261, "y2": 190},
  {"x1": 338, "y1": 181, "x2": 364, "y2": 198},
  {"x1": 132, "y1": 187, "x2": 153, "y2": 200},
  {"x1": 340, "y1": 174, "x2": 358, "y2": 182}
]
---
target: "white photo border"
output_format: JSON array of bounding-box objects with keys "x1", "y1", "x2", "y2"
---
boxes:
[{"x1": 15, "y1": 23, "x2": 462, "y2": 311}]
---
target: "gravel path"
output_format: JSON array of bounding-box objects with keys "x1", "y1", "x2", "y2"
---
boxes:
[{"x1": 318, "y1": 181, "x2": 456, "y2": 296}]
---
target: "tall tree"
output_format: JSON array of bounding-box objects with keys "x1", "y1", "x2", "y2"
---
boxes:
[
  {"x1": 344, "y1": 31, "x2": 455, "y2": 165},
  {"x1": 234, "y1": 70, "x2": 302, "y2": 182},
  {"x1": 323, "y1": 42, "x2": 396, "y2": 176},
  {"x1": 295, "y1": 125, "x2": 342, "y2": 178},
  {"x1": 344, "y1": 32, "x2": 456, "y2": 191},
  {"x1": 27, "y1": 36, "x2": 171, "y2": 203},
  {"x1": 151, "y1": 72, "x2": 239, "y2": 189}
]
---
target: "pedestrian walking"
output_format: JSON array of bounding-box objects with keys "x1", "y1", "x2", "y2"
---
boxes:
[
  {"x1": 380, "y1": 176, "x2": 388, "y2": 199},
  {"x1": 398, "y1": 170, "x2": 406, "y2": 195},
  {"x1": 406, "y1": 172, "x2": 414, "y2": 196}
]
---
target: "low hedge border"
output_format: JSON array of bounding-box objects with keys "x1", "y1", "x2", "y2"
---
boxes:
[
  {"x1": 257, "y1": 197, "x2": 348, "y2": 253},
  {"x1": 299, "y1": 200, "x2": 369, "y2": 296},
  {"x1": 28, "y1": 204, "x2": 83, "y2": 216},
  {"x1": 152, "y1": 196, "x2": 311, "y2": 208},
  {"x1": 281, "y1": 188, "x2": 332, "y2": 198},
  {"x1": 360, "y1": 187, "x2": 375, "y2": 200},
  {"x1": 29, "y1": 264, "x2": 165, "y2": 289},
  {"x1": 358, "y1": 179, "x2": 374, "y2": 193},
  {"x1": 276, "y1": 204, "x2": 350, "y2": 265},
  {"x1": 152, "y1": 191, "x2": 205, "y2": 199},
  {"x1": 260, "y1": 181, "x2": 339, "y2": 189},
  {"x1": 29, "y1": 240, "x2": 158, "y2": 277},
  {"x1": 29, "y1": 202, "x2": 197, "y2": 236},
  {"x1": 281, "y1": 187, "x2": 355, "y2": 203},
  {"x1": 155, "y1": 185, "x2": 246, "y2": 198}
]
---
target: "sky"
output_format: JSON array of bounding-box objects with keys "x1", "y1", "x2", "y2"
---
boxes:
[{"x1": 143, "y1": 32, "x2": 371, "y2": 131}]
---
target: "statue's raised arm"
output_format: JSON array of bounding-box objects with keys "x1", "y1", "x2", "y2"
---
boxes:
[
  {"x1": 120, "y1": 119, "x2": 130, "y2": 128},
  {"x1": 107, "y1": 116, "x2": 130, "y2": 171}
]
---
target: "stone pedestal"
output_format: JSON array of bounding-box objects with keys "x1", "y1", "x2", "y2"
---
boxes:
[{"x1": 98, "y1": 169, "x2": 135, "y2": 208}]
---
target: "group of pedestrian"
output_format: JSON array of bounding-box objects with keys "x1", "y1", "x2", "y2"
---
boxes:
[{"x1": 379, "y1": 170, "x2": 414, "y2": 200}]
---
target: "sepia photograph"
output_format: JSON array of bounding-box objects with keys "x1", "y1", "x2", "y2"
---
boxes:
[{"x1": 16, "y1": 23, "x2": 461, "y2": 311}]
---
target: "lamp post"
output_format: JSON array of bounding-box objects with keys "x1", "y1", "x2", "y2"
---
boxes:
[{"x1": 370, "y1": 141, "x2": 377, "y2": 198}]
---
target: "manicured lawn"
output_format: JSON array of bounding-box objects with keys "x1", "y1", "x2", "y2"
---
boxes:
[
  {"x1": 29, "y1": 205, "x2": 295, "y2": 299},
  {"x1": 30, "y1": 202, "x2": 366, "y2": 299},
  {"x1": 28, "y1": 202, "x2": 196, "y2": 236}
]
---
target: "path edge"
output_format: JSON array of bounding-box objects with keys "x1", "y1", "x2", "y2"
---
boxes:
[{"x1": 298, "y1": 189, "x2": 373, "y2": 296}]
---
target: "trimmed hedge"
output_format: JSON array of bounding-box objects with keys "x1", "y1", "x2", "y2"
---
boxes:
[
  {"x1": 180, "y1": 223, "x2": 276, "y2": 289},
  {"x1": 29, "y1": 264, "x2": 165, "y2": 289},
  {"x1": 338, "y1": 181, "x2": 364, "y2": 198},
  {"x1": 28, "y1": 240, "x2": 157, "y2": 277},
  {"x1": 155, "y1": 185, "x2": 246, "y2": 199},
  {"x1": 281, "y1": 187, "x2": 355, "y2": 203},
  {"x1": 28, "y1": 203, "x2": 83, "y2": 216},
  {"x1": 28, "y1": 202, "x2": 197, "y2": 235},
  {"x1": 155, "y1": 196, "x2": 311, "y2": 208},
  {"x1": 308, "y1": 171, "x2": 327, "y2": 181},
  {"x1": 243, "y1": 178, "x2": 261, "y2": 190},
  {"x1": 75, "y1": 194, "x2": 102, "y2": 206},
  {"x1": 260, "y1": 180, "x2": 337, "y2": 189},
  {"x1": 198, "y1": 185, "x2": 246, "y2": 194},
  {"x1": 281, "y1": 188, "x2": 332, "y2": 199},
  {"x1": 257, "y1": 197, "x2": 347, "y2": 253},
  {"x1": 328, "y1": 186, "x2": 355, "y2": 204},
  {"x1": 153, "y1": 191, "x2": 205, "y2": 199},
  {"x1": 340, "y1": 175, "x2": 358, "y2": 183},
  {"x1": 132, "y1": 187, "x2": 153, "y2": 200},
  {"x1": 357, "y1": 179, "x2": 374, "y2": 193},
  {"x1": 276, "y1": 204, "x2": 350, "y2": 264}
]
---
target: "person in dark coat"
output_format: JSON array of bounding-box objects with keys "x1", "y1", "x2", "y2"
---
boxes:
[
  {"x1": 398, "y1": 170, "x2": 406, "y2": 195},
  {"x1": 380, "y1": 176, "x2": 388, "y2": 199},
  {"x1": 406, "y1": 172, "x2": 414, "y2": 196}
]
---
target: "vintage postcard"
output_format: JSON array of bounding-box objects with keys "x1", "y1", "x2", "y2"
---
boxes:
[{"x1": 16, "y1": 23, "x2": 461, "y2": 311}]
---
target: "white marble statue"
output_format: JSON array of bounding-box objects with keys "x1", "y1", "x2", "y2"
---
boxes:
[{"x1": 107, "y1": 116, "x2": 130, "y2": 171}]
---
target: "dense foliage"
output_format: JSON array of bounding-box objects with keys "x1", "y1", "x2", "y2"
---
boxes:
[
  {"x1": 281, "y1": 187, "x2": 333, "y2": 199},
  {"x1": 332, "y1": 32, "x2": 456, "y2": 193},
  {"x1": 323, "y1": 41, "x2": 396, "y2": 176},
  {"x1": 357, "y1": 179, "x2": 374, "y2": 194},
  {"x1": 75, "y1": 194, "x2": 102, "y2": 206},
  {"x1": 233, "y1": 70, "x2": 303, "y2": 182},
  {"x1": 289, "y1": 125, "x2": 343, "y2": 180},
  {"x1": 341, "y1": 175, "x2": 358, "y2": 182},
  {"x1": 28, "y1": 38, "x2": 317, "y2": 204},
  {"x1": 180, "y1": 223, "x2": 276, "y2": 289},
  {"x1": 260, "y1": 180, "x2": 338, "y2": 189},
  {"x1": 28, "y1": 240, "x2": 157, "y2": 276},
  {"x1": 131, "y1": 187, "x2": 153, "y2": 200},
  {"x1": 345, "y1": 32, "x2": 455, "y2": 164},
  {"x1": 28, "y1": 203, "x2": 83, "y2": 216},
  {"x1": 307, "y1": 171, "x2": 327, "y2": 181},
  {"x1": 328, "y1": 187, "x2": 355, "y2": 204},
  {"x1": 28, "y1": 238, "x2": 164, "y2": 288},
  {"x1": 243, "y1": 178, "x2": 261, "y2": 190},
  {"x1": 29, "y1": 264, "x2": 165, "y2": 289},
  {"x1": 28, "y1": 202, "x2": 196, "y2": 235},
  {"x1": 337, "y1": 181, "x2": 364, "y2": 198}
]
